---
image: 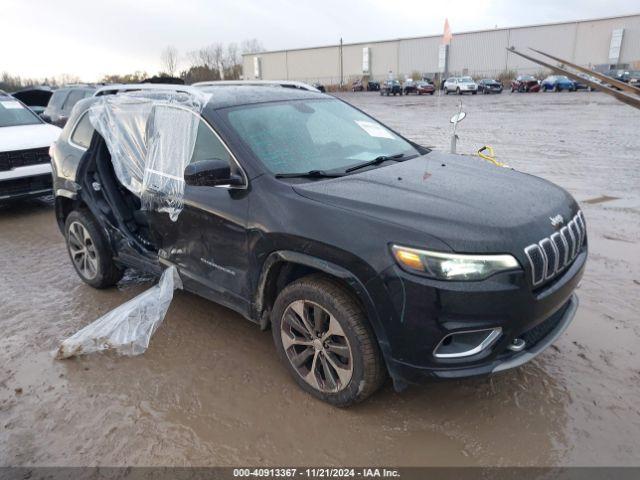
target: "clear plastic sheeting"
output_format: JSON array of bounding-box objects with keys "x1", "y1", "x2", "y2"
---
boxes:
[
  {"x1": 56, "y1": 267, "x2": 182, "y2": 359},
  {"x1": 89, "y1": 91, "x2": 208, "y2": 221}
]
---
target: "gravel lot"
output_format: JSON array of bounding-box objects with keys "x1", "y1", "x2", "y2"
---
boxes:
[{"x1": 1, "y1": 90, "x2": 639, "y2": 467}]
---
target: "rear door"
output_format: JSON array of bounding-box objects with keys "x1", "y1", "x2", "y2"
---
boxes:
[{"x1": 146, "y1": 110, "x2": 252, "y2": 317}]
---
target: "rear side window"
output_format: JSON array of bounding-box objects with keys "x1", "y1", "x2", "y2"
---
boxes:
[
  {"x1": 62, "y1": 90, "x2": 91, "y2": 113},
  {"x1": 70, "y1": 111, "x2": 94, "y2": 149},
  {"x1": 48, "y1": 90, "x2": 69, "y2": 109}
]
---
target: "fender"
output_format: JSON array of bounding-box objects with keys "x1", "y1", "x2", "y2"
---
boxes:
[{"x1": 254, "y1": 250, "x2": 392, "y2": 361}]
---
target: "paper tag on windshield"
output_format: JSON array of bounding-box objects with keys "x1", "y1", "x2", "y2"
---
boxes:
[
  {"x1": 0, "y1": 101, "x2": 24, "y2": 110},
  {"x1": 355, "y1": 120, "x2": 394, "y2": 139}
]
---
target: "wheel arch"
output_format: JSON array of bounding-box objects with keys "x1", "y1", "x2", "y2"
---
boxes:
[
  {"x1": 254, "y1": 250, "x2": 390, "y2": 357},
  {"x1": 55, "y1": 194, "x2": 85, "y2": 234}
]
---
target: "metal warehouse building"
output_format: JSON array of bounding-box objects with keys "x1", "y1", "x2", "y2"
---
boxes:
[{"x1": 242, "y1": 14, "x2": 640, "y2": 85}]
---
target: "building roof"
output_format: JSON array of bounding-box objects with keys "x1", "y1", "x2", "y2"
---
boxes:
[{"x1": 243, "y1": 12, "x2": 640, "y2": 56}]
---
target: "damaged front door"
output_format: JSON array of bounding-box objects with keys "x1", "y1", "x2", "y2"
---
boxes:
[{"x1": 147, "y1": 113, "x2": 251, "y2": 318}]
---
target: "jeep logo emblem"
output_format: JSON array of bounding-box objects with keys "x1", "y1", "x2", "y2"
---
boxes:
[{"x1": 549, "y1": 214, "x2": 564, "y2": 228}]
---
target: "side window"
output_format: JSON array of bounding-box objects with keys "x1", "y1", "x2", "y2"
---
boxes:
[
  {"x1": 47, "y1": 90, "x2": 68, "y2": 110},
  {"x1": 62, "y1": 90, "x2": 88, "y2": 113},
  {"x1": 70, "y1": 111, "x2": 95, "y2": 149},
  {"x1": 190, "y1": 119, "x2": 233, "y2": 166}
]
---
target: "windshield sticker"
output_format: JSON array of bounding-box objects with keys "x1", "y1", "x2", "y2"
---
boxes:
[
  {"x1": 0, "y1": 101, "x2": 25, "y2": 110},
  {"x1": 355, "y1": 120, "x2": 395, "y2": 139}
]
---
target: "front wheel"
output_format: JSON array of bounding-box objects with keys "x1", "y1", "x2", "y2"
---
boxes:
[
  {"x1": 272, "y1": 275, "x2": 386, "y2": 406},
  {"x1": 457, "y1": 88, "x2": 462, "y2": 95},
  {"x1": 65, "y1": 210, "x2": 123, "y2": 288}
]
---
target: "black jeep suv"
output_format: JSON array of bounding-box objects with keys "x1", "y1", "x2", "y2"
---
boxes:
[{"x1": 51, "y1": 84, "x2": 587, "y2": 406}]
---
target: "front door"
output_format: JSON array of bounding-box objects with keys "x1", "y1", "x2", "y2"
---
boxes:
[{"x1": 146, "y1": 112, "x2": 251, "y2": 317}]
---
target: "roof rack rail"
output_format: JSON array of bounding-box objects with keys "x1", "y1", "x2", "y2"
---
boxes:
[{"x1": 192, "y1": 80, "x2": 320, "y2": 92}]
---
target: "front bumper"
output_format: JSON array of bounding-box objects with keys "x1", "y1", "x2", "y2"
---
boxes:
[
  {"x1": 376, "y1": 246, "x2": 586, "y2": 385},
  {"x1": 0, "y1": 164, "x2": 53, "y2": 201}
]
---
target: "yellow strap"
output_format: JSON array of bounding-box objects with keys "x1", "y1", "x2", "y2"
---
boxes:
[{"x1": 477, "y1": 145, "x2": 505, "y2": 167}]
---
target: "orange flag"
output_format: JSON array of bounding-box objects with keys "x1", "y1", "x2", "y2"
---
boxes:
[{"x1": 442, "y1": 18, "x2": 452, "y2": 45}]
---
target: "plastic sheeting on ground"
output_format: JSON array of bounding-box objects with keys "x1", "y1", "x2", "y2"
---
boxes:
[
  {"x1": 56, "y1": 266, "x2": 182, "y2": 359},
  {"x1": 88, "y1": 90, "x2": 209, "y2": 221}
]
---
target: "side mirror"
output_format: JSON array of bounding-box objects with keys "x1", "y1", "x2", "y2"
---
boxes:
[
  {"x1": 184, "y1": 159, "x2": 242, "y2": 187},
  {"x1": 450, "y1": 112, "x2": 466, "y2": 124}
]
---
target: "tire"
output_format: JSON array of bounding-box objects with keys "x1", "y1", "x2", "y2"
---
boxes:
[
  {"x1": 65, "y1": 209, "x2": 123, "y2": 289},
  {"x1": 271, "y1": 274, "x2": 386, "y2": 407},
  {"x1": 430, "y1": 91, "x2": 434, "y2": 95},
  {"x1": 554, "y1": 84, "x2": 559, "y2": 92},
  {"x1": 457, "y1": 87, "x2": 462, "y2": 95},
  {"x1": 472, "y1": 91, "x2": 477, "y2": 95},
  {"x1": 445, "y1": 89, "x2": 449, "y2": 95}
]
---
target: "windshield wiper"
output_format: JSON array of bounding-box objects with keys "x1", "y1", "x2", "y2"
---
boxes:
[
  {"x1": 345, "y1": 153, "x2": 406, "y2": 173},
  {"x1": 275, "y1": 169, "x2": 345, "y2": 179}
]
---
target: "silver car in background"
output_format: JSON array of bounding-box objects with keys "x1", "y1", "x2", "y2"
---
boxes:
[{"x1": 444, "y1": 76, "x2": 478, "y2": 95}]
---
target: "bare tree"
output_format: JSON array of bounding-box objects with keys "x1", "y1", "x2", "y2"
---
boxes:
[
  {"x1": 240, "y1": 38, "x2": 265, "y2": 55},
  {"x1": 160, "y1": 45, "x2": 179, "y2": 76}
]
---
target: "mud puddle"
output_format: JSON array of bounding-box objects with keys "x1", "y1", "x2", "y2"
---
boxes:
[{"x1": 1, "y1": 93, "x2": 639, "y2": 466}]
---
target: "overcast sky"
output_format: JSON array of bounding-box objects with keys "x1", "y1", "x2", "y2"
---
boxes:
[{"x1": 2, "y1": 0, "x2": 637, "y2": 81}]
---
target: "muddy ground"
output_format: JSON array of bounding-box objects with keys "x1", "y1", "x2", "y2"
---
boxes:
[{"x1": 1, "y1": 91, "x2": 639, "y2": 467}]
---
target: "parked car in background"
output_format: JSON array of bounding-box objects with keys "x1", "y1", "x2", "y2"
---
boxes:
[
  {"x1": 402, "y1": 80, "x2": 417, "y2": 95},
  {"x1": 601, "y1": 69, "x2": 640, "y2": 90},
  {"x1": 604, "y1": 69, "x2": 631, "y2": 83},
  {"x1": 415, "y1": 80, "x2": 435, "y2": 95},
  {"x1": 380, "y1": 80, "x2": 402, "y2": 96},
  {"x1": 352, "y1": 80, "x2": 365, "y2": 92},
  {"x1": 575, "y1": 72, "x2": 600, "y2": 91},
  {"x1": 366, "y1": 80, "x2": 380, "y2": 91},
  {"x1": 52, "y1": 84, "x2": 587, "y2": 406},
  {"x1": 477, "y1": 79, "x2": 503, "y2": 94},
  {"x1": 11, "y1": 86, "x2": 54, "y2": 115},
  {"x1": 0, "y1": 93, "x2": 61, "y2": 202},
  {"x1": 42, "y1": 86, "x2": 96, "y2": 127},
  {"x1": 443, "y1": 77, "x2": 477, "y2": 95},
  {"x1": 571, "y1": 79, "x2": 589, "y2": 91},
  {"x1": 540, "y1": 75, "x2": 575, "y2": 92},
  {"x1": 510, "y1": 75, "x2": 540, "y2": 93}
]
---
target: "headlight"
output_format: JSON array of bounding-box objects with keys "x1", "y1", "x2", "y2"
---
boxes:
[{"x1": 391, "y1": 245, "x2": 520, "y2": 281}]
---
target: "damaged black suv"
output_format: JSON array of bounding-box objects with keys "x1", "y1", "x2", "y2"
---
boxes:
[{"x1": 51, "y1": 83, "x2": 587, "y2": 406}]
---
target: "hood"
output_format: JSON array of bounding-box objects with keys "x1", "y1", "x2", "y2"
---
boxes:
[
  {"x1": 0, "y1": 123, "x2": 61, "y2": 152},
  {"x1": 292, "y1": 152, "x2": 578, "y2": 255}
]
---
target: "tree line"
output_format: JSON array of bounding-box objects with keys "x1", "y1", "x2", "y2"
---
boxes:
[{"x1": 0, "y1": 39, "x2": 265, "y2": 92}]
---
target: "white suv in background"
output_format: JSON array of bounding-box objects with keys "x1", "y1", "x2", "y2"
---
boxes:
[
  {"x1": 444, "y1": 76, "x2": 478, "y2": 95},
  {"x1": 0, "y1": 93, "x2": 61, "y2": 202}
]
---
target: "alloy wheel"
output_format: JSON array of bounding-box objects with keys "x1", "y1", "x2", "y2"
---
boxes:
[
  {"x1": 280, "y1": 300, "x2": 353, "y2": 393},
  {"x1": 68, "y1": 221, "x2": 99, "y2": 280}
]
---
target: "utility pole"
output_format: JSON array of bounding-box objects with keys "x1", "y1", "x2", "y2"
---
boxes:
[{"x1": 339, "y1": 37, "x2": 344, "y2": 87}]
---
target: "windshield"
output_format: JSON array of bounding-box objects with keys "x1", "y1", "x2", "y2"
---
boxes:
[
  {"x1": 461, "y1": 77, "x2": 473, "y2": 82},
  {"x1": 0, "y1": 98, "x2": 42, "y2": 127},
  {"x1": 224, "y1": 99, "x2": 419, "y2": 175}
]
